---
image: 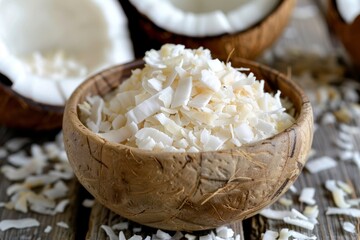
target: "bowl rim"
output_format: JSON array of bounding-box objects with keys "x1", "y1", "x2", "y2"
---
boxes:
[
  {"x1": 64, "y1": 57, "x2": 313, "y2": 156},
  {"x1": 128, "y1": 0, "x2": 295, "y2": 39}
]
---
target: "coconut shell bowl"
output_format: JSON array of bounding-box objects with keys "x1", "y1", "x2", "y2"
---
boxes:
[{"x1": 63, "y1": 58, "x2": 313, "y2": 231}]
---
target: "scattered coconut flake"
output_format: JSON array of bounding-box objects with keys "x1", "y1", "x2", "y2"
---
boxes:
[
  {"x1": 325, "y1": 180, "x2": 351, "y2": 208},
  {"x1": 342, "y1": 221, "x2": 356, "y2": 233},
  {"x1": 259, "y1": 208, "x2": 292, "y2": 220},
  {"x1": 44, "y1": 225, "x2": 52, "y2": 233},
  {"x1": 132, "y1": 227, "x2": 142, "y2": 233},
  {"x1": 82, "y1": 199, "x2": 95, "y2": 208},
  {"x1": 283, "y1": 217, "x2": 315, "y2": 230},
  {"x1": 79, "y1": 44, "x2": 294, "y2": 152},
  {"x1": 119, "y1": 231, "x2": 126, "y2": 240},
  {"x1": 334, "y1": 138, "x2": 354, "y2": 151},
  {"x1": 288, "y1": 230, "x2": 317, "y2": 239},
  {"x1": 0, "y1": 218, "x2": 40, "y2": 231},
  {"x1": 112, "y1": 222, "x2": 129, "y2": 231},
  {"x1": 326, "y1": 207, "x2": 360, "y2": 217},
  {"x1": 101, "y1": 225, "x2": 118, "y2": 240},
  {"x1": 54, "y1": 199, "x2": 70, "y2": 213},
  {"x1": 0, "y1": 147, "x2": 8, "y2": 158},
  {"x1": 299, "y1": 188, "x2": 316, "y2": 205},
  {"x1": 278, "y1": 197, "x2": 293, "y2": 207},
  {"x1": 56, "y1": 221, "x2": 69, "y2": 229},
  {"x1": 303, "y1": 205, "x2": 319, "y2": 220},
  {"x1": 216, "y1": 226, "x2": 234, "y2": 238},
  {"x1": 129, "y1": 235, "x2": 142, "y2": 240},
  {"x1": 278, "y1": 228, "x2": 289, "y2": 240},
  {"x1": 262, "y1": 230, "x2": 279, "y2": 240},
  {"x1": 5, "y1": 138, "x2": 30, "y2": 151},
  {"x1": 185, "y1": 233, "x2": 196, "y2": 240},
  {"x1": 306, "y1": 156, "x2": 337, "y2": 173},
  {"x1": 289, "y1": 185, "x2": 298, "y2": 193},
  {"x1": 156, "y1": 229, "x2": 172, "y2": 239}
]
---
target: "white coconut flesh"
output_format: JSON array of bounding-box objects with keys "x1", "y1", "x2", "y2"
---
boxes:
[
  {"x1": 129, "y1": 0, "x2": 281, "y2": 37},
  {"x1": 336, "y1": 0, "x2": 360, "y2": 24},
  {"x1": 0, "y1": 0, "x2": 134, "y2": 106}
]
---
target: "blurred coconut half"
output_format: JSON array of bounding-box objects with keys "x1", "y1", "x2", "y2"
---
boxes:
[
  {"x1": 121, "y1": 0, "x2": 295, "y2": 60},
  {"x1": 0, "y1": 0, "x2": 134, "y2": 130},
  {"x1": 327, "y1": 0, "x2": 360, "y2": 68}
]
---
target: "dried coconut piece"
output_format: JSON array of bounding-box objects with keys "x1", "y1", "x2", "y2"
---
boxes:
[
  {"x1": 262, "y1": 230, "x2": 279, "y2": 240},
  {"x1": 82, "y1": 199, "x2": 95, "y2": 208},
  {"x1": 5, "y1": 138, "x2": 30, "y2": 151},
  {"x1": 171, "y1": 77, "x2": 192, "y2": 108},
  {"x1": 0, "y1": 147, "x2": 8, "y2": 158},
  {"x1": 299, "y1": 188, "x2": 316, "y2": 205},
  {"x1": 119, "y1": 231, "x2": 126, "y2": 240},
  {"x1": 325, "y1": 180, "x2": 351, "y2": 208},
  {"x1": 129, "y1": 235, "x2": 142, "y2": 240},
  {"x1": 288, "y1": 230, "x2": 317, "y2": 239},
  {"x1": 326, "y1": 207, "x2": 360, "y2": 217},
  {"x1": 185, "y1": 233, "x2": 196, "y2": 240},
  {"x1": 44, "y1": 225, "x2": 52, "y2": 233},
  {"x1": 112, "y1": 222, "x2": 129, "y2": 230},
  {"x1": 278, "y1": 228, "x2": 289, "y2": 240},
  {"x1": 43, "y1": 180, "x2": 68, "y2": 200},
  {"x1": 0, "y1": 218, "x2": 40, "y2": 231},
  {"x1": 56, "y1": 221, "x2": 69, "y2": 229},
  {"x1": 101, "y1": 225, "x2": 117, "y2": 240},
  {"x1": 278, "y1": 197, "x2": 293, "y2": 207},
  {"x1": 259, "y1": 208, "x2": 292, "y2": 220},
  {"x1": 283, "y1": 217, "x2": 315, "y2": 230},
  {"x1": 342, "y1": 221, "x2": 356, "y2": 233},
  {"x1": 305, "y1": 156, "x2": 337, "y2": 174},
  {"x1": 156, "y1": 229, "x2": 172, "y2": 239},
  {"x1": 54, "y1": 199, "x2": 70, "y2": 213}
]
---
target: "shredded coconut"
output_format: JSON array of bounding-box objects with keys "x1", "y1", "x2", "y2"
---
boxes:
[
  {"x1": 0, "y1": 218, "x2": 40, "y2": 231},
  {"x1": 79, "y1": 44, "x2": 294, "y2": 152}
]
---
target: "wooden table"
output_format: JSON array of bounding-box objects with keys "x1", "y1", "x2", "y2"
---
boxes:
[{"x1": 1, "y1": 0, "x2": 360, "y2": 239}]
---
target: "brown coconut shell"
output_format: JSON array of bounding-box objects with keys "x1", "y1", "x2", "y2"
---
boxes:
[
  {"x1": 0, "y1": 79, "x2": 63, "y2": 131},
  {"x1": 327, "y1": 0, "x2": 360, "y2": 68},
  {"x1": 120, "y1": 0, "x2": 295, "y2": 60},
  {"x1": 63, "y1": 58, "x2": 313, "y2": 231}
]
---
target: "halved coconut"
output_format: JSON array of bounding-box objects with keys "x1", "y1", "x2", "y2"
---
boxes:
[
  {"x1": 327, "y1": 0, "x2": 360, "y2": 68},
  {"x1": 120, "y1": 0, "x2": 294, "y2": 60},
  {"x1": 0, "y1": 0, "x2": 134, "y2": 130}
]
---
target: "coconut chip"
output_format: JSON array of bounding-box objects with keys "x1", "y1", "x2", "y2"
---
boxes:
[
  {"x1": 5, "y1": 137, "x2": 30, "y2": 151},
  {"x1": 305, "y1": 156, "x2": 337, "y2": 174},
  {"x1": 299, "y1": 188, "x2": 316, "y2": 205},
  {"x1": 0, "y1": 218, "x2": 40, "y2": 231},
  {"x1": 82, "y1": 199, "x2": 95, "y2": 208},
  {"x1": 262, "y1": 230, "x2": 279, "y2": 240},
  {"x1": 326, "y1": 207, "x2": 360, "y2": 217},
  {"x1": 44, "y1": 225, "x2": 52, "y2": 233},
  {"x1": 342, "y1": 221, "x2": 356, "y2": 233},
  {"x1": 0, "y1": 147, "x2": 8, "y2": 158}
]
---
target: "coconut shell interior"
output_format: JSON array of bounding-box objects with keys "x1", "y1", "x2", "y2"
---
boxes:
[
  {"x1": 0, "y1": 75, "x2": 63, "y2": 131},
  {"x1": 327, "y1": 0, "x2": 360, "y2": 68},
  {"x1": 120, "y1": 0, "x2": 295, "y2": 61},
  {"x1": 63, "y1": 58, "x2": 313, "y2": 231}
]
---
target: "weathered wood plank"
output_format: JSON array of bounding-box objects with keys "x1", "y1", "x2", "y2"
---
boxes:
[
  {"x1": 0, "y1": 128, "x2": 83, "y2": 240},
  {"x1": 87, "y1": 202, "x2": 244, "y2": 240},
  {"x1": 248, "y1": 0, "x2": 360, "y2": 239}
]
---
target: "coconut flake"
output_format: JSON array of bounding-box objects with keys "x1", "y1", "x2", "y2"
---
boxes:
[
  {"x1": 262, "y1": 230, "x2": 279, "y2": 240},
  {"x1": 305, "y1": 156, "x2": 337, "y2": 174},
  {"x1": 57, "y1": 221, "x2": 69, "y2": 229},
  {"x1": 44, "y1": 225, "x2": 52, "y2": 233},
  {"x1": 299, "y1": 188, "x2": 316, "y2": 205},
  {"x1": 283, "y1": 217, "x2": 315, "y2": 230},
  {"x1": 79, "y1": 44, "x2": 294, "y2": 152},
  {"x1": 0, "y1": 218, "x2": 40, "y2": 231},
  {"x1": 342, "y1": 221, "x2": 356, "y2": 233},
  {"x1": 0, "y1": 148, "x2": 8, "y2": 158},
  {"x1": 101, "y1": 225, "x2": 118, "y2": 240},
  {"x1": 326, "y1": 207, "x2": 360, "y2": 217},
  {"x1": 82, "y1": 199, "x2": 95, "y2": 208},
  {"x1": 259, "y1": 208, "x2": 292, "y2": 220}
]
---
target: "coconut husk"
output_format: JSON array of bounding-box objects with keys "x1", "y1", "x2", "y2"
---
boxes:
[
  {"x1": 120, "y1": 0, "x2": 295, "y2": 61},
  {"x1": 327, "y1": 0, "x2": 360, "y2": 68},
  {"x1": 0, "y1": 80, "x2": 63, "y2": 131},
  {"x1": 63, "y1": 58, "x2": 313, "y2": 231}
]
